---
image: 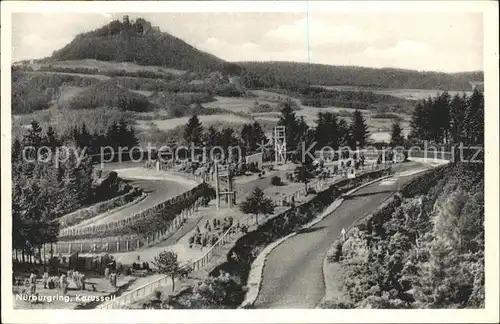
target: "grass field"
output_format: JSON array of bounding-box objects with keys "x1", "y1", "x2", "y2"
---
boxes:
[
  {"x1": 25, "y1": 70, "x2": 111, "y2": 80},
  {"x1": 135, "y1": 114, "x2": 253, "y2": 131},
  {"x1": 135, "y1": 93, "x2": 411, "y2": 143},
  {"x1": 32, "y1": 59, "x2": 187, "y2": 76},
  {"x1": 312, "y1": 85, "x2": 473, "y2": 101}
]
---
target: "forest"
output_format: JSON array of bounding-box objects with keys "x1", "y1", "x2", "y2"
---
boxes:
[
  {"x1": 326, "y1": 162, "x2": 484, "y2": 308},
  {"x1": 408, "y1": 88, "x2": 484, "y2": 146},
  {"x1": 11, "y1": 119, "x2": 139, "y2": 262},
  {"x1": 238, "y1": 61, "x2": 483, "y2": 91},
  {"x1": 48, "y1": 19, "x2": 233, "y2": 74}
]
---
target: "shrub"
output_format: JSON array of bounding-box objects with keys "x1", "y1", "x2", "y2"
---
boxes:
[
  {"x1": 327, "y1": 240, "x2": 343, "y2": 263},
  {"x1": 67, "y1": 80, "x2": 151, "y2": 112},
  {"x1": 307, "y1": 188, "x2": 317, "y2": 195},
  {"x1": 58, "y1": 187, "x2": 141, "y2": 228},
  {"x1": 168, "y1": 273, "x2": 246, "y2": 309}
]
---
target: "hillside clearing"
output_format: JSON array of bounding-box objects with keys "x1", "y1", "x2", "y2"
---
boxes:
[
  {"x1": 25, "y1": 70, "x2": 111, "y2": 80},
  {"x1": 36, "y1": 59, "x2": 187, "y2": 75},
  {"x1": 135, "y1": 114, "x2": 253, "y2": 131},
  {"x1": 313, "y1": 85, "x2": 474, "y2": 101}
]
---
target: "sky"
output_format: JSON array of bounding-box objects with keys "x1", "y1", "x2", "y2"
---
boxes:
[{"x1": 11, "y1": 12, "x2": 484, "y2": 72}]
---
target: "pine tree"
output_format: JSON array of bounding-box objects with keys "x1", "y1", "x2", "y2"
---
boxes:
[
  {"x1": 349, "y1": 109, "x2": 370, "y2": 147},
  {"x1": 390, "y1": 120, "x2": 405, "y2": 147},
  {"x1": 184, "y1": 114, "x2": 203, "y2": 146},
  {"x1": 75, "y1": 147, "x2": 94, "y2": 205},
  {"x1": 252, "y1": 121, "x2": 266, "y2": 151},
  {"x1": 24, "y1": 120, "x2": 44, "y2": 150},
  {"x1": 449, "y1": 94, "x2": 468, "y2": 144},
  {"x1": 278, "y1": 102, "x2": 300, "y2": 150},
  {"x1": 240, "y1": 124, "x2": 253, "y2": 154},
  {"x1": 409, "y1": 102, "x2": 430, "y2": 143},
  {"x1": 465, "y1": 88, "x2": 484, "y2": 145},
  {"x1": 45, "y1": 126, "x2": 59, "y2": 151},
  {"x1": 295, "y1": 162, "x2": 315, "y2": 192},
  {"x1": 315, "y1": 112, "x2": 340, "y2": 149},
  {"x1": 59, "y1": 148, "x2": 81, "y2": 213},
  {"x1": 105, "y1": 121, "x2": 120, "y2": 151},
  {"x1": 203, "y1": 126, "x2": 220, "y2": 147},
  {"x1": 77, "y1": 123, "x2": 93, "y2": 150}
]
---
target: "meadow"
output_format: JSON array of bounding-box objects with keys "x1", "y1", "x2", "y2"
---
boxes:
[
  {"x1": 313, "y1": 85, "x2": 474, "y2": 101},
  {"x1": 30, "y1": 59, "x2": 187, "y2": 76}
]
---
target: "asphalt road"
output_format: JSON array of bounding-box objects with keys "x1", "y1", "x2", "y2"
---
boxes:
[{"x1": 253, "y1": 163, "x2": 430, "y2": 309}]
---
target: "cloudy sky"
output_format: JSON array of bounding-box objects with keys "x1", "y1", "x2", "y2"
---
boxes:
[{"x1": 11, "y1": 12, "x2": 483, "y2": 72}]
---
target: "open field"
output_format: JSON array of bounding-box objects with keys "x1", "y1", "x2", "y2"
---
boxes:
[
  {"x1": 135, "y1": 114, "x2": 253, "y2": 131},
  {"x1": 25, "y1": 70, "x2": 111, "y2": 80},
  {"x1": 312, "y1": 85, "x2": 474, "y2": 101},
  {"x1": 203, "y1": 96, "x2": 269, "y2": 113},
  {"x1": 28, "y1": 59, "x2": 187, "y2": 76},
  {"x1": 135, "y1": 93, "x2": 411, "y2": 142}
]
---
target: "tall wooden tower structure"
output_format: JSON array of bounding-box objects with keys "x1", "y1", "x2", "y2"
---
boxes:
[
  {"x1": 274, "y1": 126, "x2": 286, "y2": 165},
  {"x1": 214, "y1": 160, "x2": 235, "y2": 210}
]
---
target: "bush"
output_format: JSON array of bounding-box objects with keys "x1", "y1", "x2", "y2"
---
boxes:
[
  {"x1": 58, "y1": 183, "x2": 212, "y2": 240},
  {"x1": 168, "y1": 273, "x2": 246, "y2": 309},
  {"x1": 67, "y1": 80, "x2": 151, "y2": 112},
  {"x1": 58, "y1": 187, "x2": 141, "y2": 228},
  {"x1": 307, "y1": 188, "x2": 317, "y2": 195},
  {"x1": 270, "y1": 176, "x2": 282, "y2": 186},
  {"x1": 327, "y1": 240, "x2": 343, "y2": 263}
]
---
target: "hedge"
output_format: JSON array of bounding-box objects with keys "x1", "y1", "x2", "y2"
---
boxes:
[
  {"x1": 400, "y1": 163, "x2": 451, "y2": 197},
  {"x1": 58, "y1": 183, "x2": 215, "y2": 240},
  {"x1": 58, "y1": 187, "x2": 143, "y2": 229}
]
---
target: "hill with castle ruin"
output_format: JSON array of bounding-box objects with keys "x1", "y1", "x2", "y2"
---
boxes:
[{"x1": 48, "y1": 16, "x2": 239, "y2": 74}]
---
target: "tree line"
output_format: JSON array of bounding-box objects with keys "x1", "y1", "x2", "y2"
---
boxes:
[
  {"x1": 182, "y1": 102, "x2": 371, "y2": 164},
  {"x1": 12, "y1": 119, "x2": 138, "y2": 263},
  {"x1": 408, "y1": 88, "x2": 484, "y2": 146},
  {"x1": 325, "y1": 162, "x2": 484, "y2": 308},
  {"x1": 238, "y1": 61, "x2": 483, "y2": 91}
]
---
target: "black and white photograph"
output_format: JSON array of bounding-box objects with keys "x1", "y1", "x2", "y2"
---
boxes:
[{"x1": 1, "y1": 1, "x2": 498, "y2": 323}]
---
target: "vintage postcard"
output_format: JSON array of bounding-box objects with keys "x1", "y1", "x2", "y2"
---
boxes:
[{"x1": 1, "y1": 1, "x2": 498, "y2": 323}]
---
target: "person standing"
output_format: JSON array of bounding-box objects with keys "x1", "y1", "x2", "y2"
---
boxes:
[
  {"x1": 111, "y1": 273, "x2": 117, "y2": 288},
  {"x1": 80, "y1": 273, "x2": 86, "y2": 291},
  {"x1": 29, "y1": 271, "x2": 37, "y2": 295},
  {"x1": 42, "y1": 271, "x2": 49, "y2": 289},
  {"x1": 60, "y1": 274, "x2": 68, "y2": 295}
]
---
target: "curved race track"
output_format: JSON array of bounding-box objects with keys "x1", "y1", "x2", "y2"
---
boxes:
[
  {"x1": 254, "y1": 162, "x2": 431, "y2": 309},
  {"x1": 71, "y1": 166, "x2": 197, "y2": 228}
]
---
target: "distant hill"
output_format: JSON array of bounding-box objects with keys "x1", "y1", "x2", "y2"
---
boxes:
[
  {"x1": 48, "y1": 17, "x2": 240, "y2": 75},
  {"x1": 43, "y1": 16, "x2": 482, "y2": 91},
  {"x1": 237, "y1": 61, "x2": 484, "y2": 91}
]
